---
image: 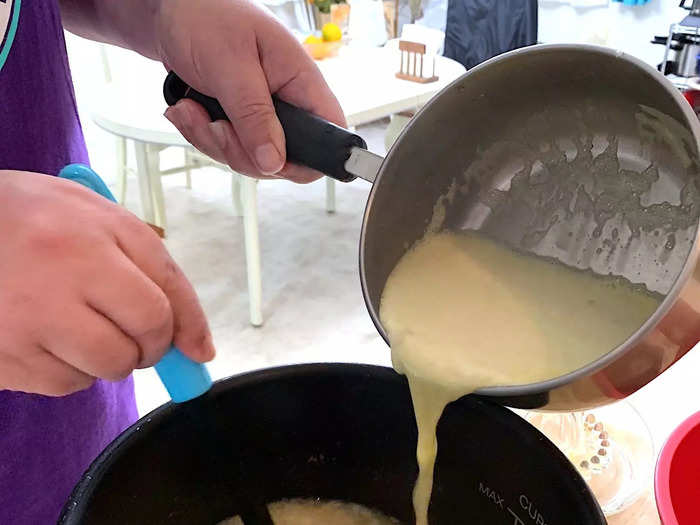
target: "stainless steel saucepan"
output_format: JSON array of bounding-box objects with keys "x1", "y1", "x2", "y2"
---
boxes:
[{"x1": 164, "y1": 44, "x2": 700, "y2": 411}]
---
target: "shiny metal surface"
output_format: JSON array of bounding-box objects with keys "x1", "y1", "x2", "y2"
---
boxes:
[
  {"x1": 677, "y1": 42, "x2": 700, "y2": 78},
  {"x1": 345, "y1": 147, "x2": 383, "y2": 182},
  {"x1": 359, "y1": 44, "x2": 700, "y2": 410}
]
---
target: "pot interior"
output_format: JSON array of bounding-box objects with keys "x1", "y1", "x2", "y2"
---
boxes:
[
  {"x1": 60, "y1": 364, "x2": 604, "y2": 525},
  {"x1": 362, "y1": 45, "x2": 700, "y2": 340}
]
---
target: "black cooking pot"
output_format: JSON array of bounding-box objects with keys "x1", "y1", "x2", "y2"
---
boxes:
[{"x1": 59, "y1": 364, "x2": 606, "y2": 524}]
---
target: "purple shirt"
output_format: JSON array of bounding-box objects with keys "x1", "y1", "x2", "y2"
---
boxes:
[{"x1": 0, "y1": 2, "x2": 138, "y2": 523}]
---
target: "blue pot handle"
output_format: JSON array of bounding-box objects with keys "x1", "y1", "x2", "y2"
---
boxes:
[{"x1": 58, "y1": 163, "x2": 212, "y2": 403}]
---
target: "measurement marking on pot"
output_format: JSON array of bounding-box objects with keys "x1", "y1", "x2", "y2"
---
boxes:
[
  {"x1": 519, "y1": 494, "x2": 548, "y2": 525},
  {"x1": 478, "y1": 482, "x2": 504, "y2": 509},
  {"x1": 478, "y1": 484, "x2": 549, "y2": 525},
  {"x1": 507, "y1": 507, "x2": 525, "y2": 525}
]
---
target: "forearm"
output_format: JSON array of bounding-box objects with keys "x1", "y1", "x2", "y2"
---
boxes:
[{"x1": 59, "y1": 0, "x2": 163, "y2": 60}]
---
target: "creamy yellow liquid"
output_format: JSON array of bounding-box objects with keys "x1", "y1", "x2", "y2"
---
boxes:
[
  {"x1": 379, "y1": 231, "x2": 661, "y2": 525},
  {"x1": 218, "y1": 499, "x2": 399, "y2": 525}
]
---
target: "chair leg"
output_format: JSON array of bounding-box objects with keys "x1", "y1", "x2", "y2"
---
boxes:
[
  {"x1": 241, "y1": 175, "x2": 263, "y2": 327},
  {"x1": 147, "y1": 145, "x2": 167, "y2": 230},
  {"x1": 385, "y1": 113, "x2": 412, "y2": 152},
  {"x1": 115, "y1": 137, "x2": 128, "y2": 204},
  {"x1": 325, "y1": 177, "x2": 336, "y2": 213},
  {"x1": 184, "y1": 149, "x2": 193, "y2": 189},
  {"x1": 231, "y1": 172, "x2": 243, "y2": 217},
  {"x1": 134, "y1": 141, "x2": 156, "y2": 224}
]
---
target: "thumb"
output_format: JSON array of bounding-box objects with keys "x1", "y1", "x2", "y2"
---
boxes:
[{"x1": 213, "y1": 56, "x2": 286, "y2": 176}]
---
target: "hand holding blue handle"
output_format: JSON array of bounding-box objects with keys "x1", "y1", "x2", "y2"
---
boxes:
[{"x1": 58, "y1": 164, "x2": 212, "y2": 403}]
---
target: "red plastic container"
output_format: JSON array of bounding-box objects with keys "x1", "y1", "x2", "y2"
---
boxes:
[
  {"x1": 655, "y1": 411, "x2": 700, "y2": 524},
  {"x1": 683, "y1": 89, "x2": 700, "y2": 119}
]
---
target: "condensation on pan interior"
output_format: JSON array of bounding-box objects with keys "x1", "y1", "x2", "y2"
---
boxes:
[{"x1": 433, "y1": 103, "x2": 700, "y2": 297}]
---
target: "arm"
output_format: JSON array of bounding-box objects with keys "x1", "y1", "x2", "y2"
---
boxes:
[{"x1": 59, "y1": 0, "x2": 162, "y2": 60}]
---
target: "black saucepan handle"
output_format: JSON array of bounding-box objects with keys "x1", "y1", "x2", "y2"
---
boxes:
[{"x1": 163, "y1": 71, "x2": 366, "y2": 182}]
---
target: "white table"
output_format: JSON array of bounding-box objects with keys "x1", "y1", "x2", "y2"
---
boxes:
[
  {"x1": 314, "y1": 46, "x2": 465, "y2": 209},
  {"x1": 92, "y1": 45, "x2": 466, "y2": 159},
  {"x1": 90, "y1": 45, "x2": 466, "y2": 326},
  {"x1": 92, "y1": 45, "x2": 465, "y2": 219},
  {"x1": 317, "y1": 45, "x2": 466, "y2": 127}
]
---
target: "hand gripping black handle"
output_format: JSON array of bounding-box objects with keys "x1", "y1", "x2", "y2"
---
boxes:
[{"x1": 163, "y1": 71, "x2": 366, "y2": 182}]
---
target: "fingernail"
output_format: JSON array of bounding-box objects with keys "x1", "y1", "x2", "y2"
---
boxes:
[
  {"x1": 209, "y1": 121, "x2": 229, "y2": 151},
  {"x1": 164, "y1": 108, "x2": 176, "y2": 125},
  {"x1": 203, "y1": 334, "x2": 216, "y2": 361},
  {"x1": 255, "y1": 143, "x2": 284, "y2": 175},
  {"x1": 164, "y1": 101, "x2": 192, "y2": 129}
]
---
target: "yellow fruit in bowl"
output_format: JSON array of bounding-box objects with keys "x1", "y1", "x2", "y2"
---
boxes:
[
  {"x1": 302, "y1": 30, "x2": 341, "y2": 60},
  {"x1": 304, "y1": 35, "x2": 323, "y2": 45},
  {"x1": 321, "y1": 23, "x2": 342, "y2": 42}
]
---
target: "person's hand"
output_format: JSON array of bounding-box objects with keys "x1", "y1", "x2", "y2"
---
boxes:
[
  {"x1": 0, "y1": 171, "x2": 214, "y2": 396},
  {"x1": 157, "y1": 0, "x2": 346, "y2": 183}
]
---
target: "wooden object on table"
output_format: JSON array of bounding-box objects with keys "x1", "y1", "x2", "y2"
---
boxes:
[{"x1": 396, "y1": 40, "x2": 438, "y2": 83}]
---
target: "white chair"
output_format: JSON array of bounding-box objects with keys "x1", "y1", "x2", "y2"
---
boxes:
[{"x1": 83, "y1": 42, "x2": 340, "y2": 327}]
